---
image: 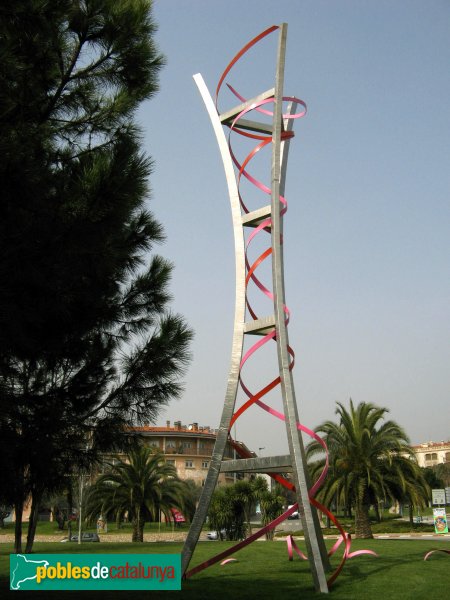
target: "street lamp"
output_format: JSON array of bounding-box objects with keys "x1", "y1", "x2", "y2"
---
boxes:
[{"x1": 78, "y1": 472, "x2": 84, "y2": 545}]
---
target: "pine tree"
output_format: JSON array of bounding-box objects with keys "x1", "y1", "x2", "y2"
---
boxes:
[{"x1": 0, "y1": 1, "x2": 192, "y2": 552}]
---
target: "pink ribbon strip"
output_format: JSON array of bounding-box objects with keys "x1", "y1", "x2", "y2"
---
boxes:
[
  {"x1": 424, "y1": 549, "x2": 450, "y2": 560},
  {"x1": 287, "y1": 535, "x2": 308, "y2": 561},
  {"x1": 220, "y1": 558, "x2": 238, "y2": 565}
]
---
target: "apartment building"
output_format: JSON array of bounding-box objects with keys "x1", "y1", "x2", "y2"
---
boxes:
[
  {"x1": 412, "y1": 440, "x2": 450, "y2": 468},
  {"x1": 126, "y1": 420, "x2": 254, "y2": 485}
]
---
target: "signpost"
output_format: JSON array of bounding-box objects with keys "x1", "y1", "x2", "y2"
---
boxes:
[
  {"x1": 432, "y1": 489, "x2": 449, "y2": 534},
  {"x1": 432, "y1": 489, "x2": 446, "y2": 505},
  {"x1": 445, "y1": 487, "x2": 450, "y2": 505}
]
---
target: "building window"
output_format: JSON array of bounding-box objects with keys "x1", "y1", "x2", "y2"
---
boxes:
[
  {"x1": 167, "y1": 459, "x2": 175, "y2": 465},
  {"x1": 183, "y1": 441, "x2": 192, "y2": 449},
  {"x1": 185, "y1": 460, "x2": 194, "y2": 468},
  {"x1": 425, "y1": 454, "x2": 431, "y2": 461},
  {"x1": 446, "y1": 453, "x2": 450, "y2": 462},
  {"x1": 166, "y1": 440, "x2": 176, "y2": 448},
  {"x1": 432, "y1": 453, "x2": 438, "y2": 460},
  {"x1": 202, "y1": 461, "x2": 209, "y2": 469}
]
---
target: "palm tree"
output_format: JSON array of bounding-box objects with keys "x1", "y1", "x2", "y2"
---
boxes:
[
  {"x1": 234, "y1": 480, "x2": 256, "y2": 536},
  {"x1": 180, "y1": 479, "x2": 202, "y2": 523},
  {"x1": 208, "y1": 486, "x2": 247, "y2": 541},
  {"x1": 86, "y1": 445, "x2": 186, "y2": 542},
  {"x1": 257, "y1": 483, "x2": 285, "y2": 541},
  {"x1": 307, "y1": 400, "x2": 429, "y2": 539}
]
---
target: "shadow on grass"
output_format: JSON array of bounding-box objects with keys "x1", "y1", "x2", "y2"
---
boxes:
[{"x1": 0, "y1": 570, "x2": 322, "y2": 600}]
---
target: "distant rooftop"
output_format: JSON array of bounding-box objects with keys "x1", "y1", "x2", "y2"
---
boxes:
[
  {"x1": 129, "y1": 420, "x2": 256, "y2": 456},
  {"x1": 131, "y1": 420, "x2": 218, "y2": 435},
  {"x1": 412, "y1": 440, "x2": 450, "y2": 449}
]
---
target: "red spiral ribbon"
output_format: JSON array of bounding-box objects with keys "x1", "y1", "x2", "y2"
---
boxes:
[{"x1": 186, "y1": 25, "x2": 376, "y2": 584}]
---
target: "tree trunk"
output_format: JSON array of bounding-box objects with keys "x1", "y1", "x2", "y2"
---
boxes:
[
  {"x1": 132, "y1": 507, "x2": 144, "y2": 542},
  {"x1": 355, "y1": 503, "x2": 373, "y2": 539},
  {"x1": 14, "y1": 501, "x2": 23, "y2": 553},
  {"x1": 138, "y1": 521, "x2": 144, "y2": 542},
  {"x1": 344, "y1": 501, "x2": 352, "y2": 519},
  {"x1": 374, "y1": 501, "x2": 381, "y2": 523},
  {"x1": 55, "y1": 510, "x2": 66, "y2": 530},
  {"x1": 409, "y1": 503, "x2": 414, "y2": 528},
  {"x1": 132, "y1": 518, "x2": 138, "y2": 542},
  {"x1": 245, "y1": 508, "x2": 252, "y2": 537},
  {"x1": 67, "y1": 481, "x2": 73, "y2": 519},
  {"x1": 326, "y1": 496, "x2": 332, "y2": 529},
  {"x1": 25, "y1": 492, "x2": 41, "y2": 553}
]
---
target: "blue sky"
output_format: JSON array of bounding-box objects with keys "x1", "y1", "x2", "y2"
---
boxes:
[{"x1": 137, "y1": 0, "x2": 449, "y2": 455}]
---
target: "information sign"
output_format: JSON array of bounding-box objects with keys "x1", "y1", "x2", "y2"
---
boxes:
[
  {"x1": 432, "y1": 489, "x2": 446, "y2": 505},
  {"x1": 445, "y1": 487, "x2": 450, "y2": 505}
]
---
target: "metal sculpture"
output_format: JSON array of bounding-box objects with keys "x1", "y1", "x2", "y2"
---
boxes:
[{"x1": 181, "y1": 23, "x2": 374, "y2": 593}]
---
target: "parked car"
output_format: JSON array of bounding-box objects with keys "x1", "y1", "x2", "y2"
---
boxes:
[
  {"x1": 287, "y1": 505, "x2": 299, "y2": 519},
  {"x1": 70, "y1": 532, "x2": 100, "y2": 542},
  {"x1": 206, "y1": 530, "x2": 226, "y2": 540}
]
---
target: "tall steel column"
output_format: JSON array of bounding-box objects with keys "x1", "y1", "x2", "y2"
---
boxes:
[
  {"x1": 269, "y1": 26, "x2": 330, "y2": 592},
  {"x1": 181, "y1": 24, "x2": 329, "y2": 593}
]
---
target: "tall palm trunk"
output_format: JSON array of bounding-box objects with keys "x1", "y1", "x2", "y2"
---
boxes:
[
  {"x1": 355, "y1": 502, "x2": 373, "y2": 539},
  {"x1": 374, "y1": 501, "x2": 381, "y2": 523},
  {"x1": 137, "y1": 521, "x2": 145, "y2": 542},
  {"x1": 409, "y1": 503, "x2": 414, "y2": 528},
  {"x1": 244, "y1": 506, "x2": 252, "y2": 537},
  {"x1": 132, "y1": 506, "x2": 144, "y2": 542}
]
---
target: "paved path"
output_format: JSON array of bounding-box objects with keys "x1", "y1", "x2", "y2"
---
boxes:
[
  {"x1": 0, "y1": 532, "x2": 188, "y2": 545},
  {"x1": 2, "y1": 531, "x2": 449, "y2": 546}
]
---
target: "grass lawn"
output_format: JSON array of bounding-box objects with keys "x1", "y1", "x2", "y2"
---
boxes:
[{"x1": 1, "y1": 538, "x2": 449, "y2": 599}]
